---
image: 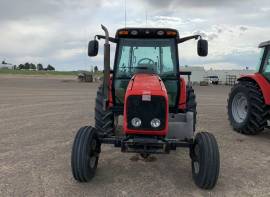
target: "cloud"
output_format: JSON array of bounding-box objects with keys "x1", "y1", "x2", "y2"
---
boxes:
[
  {"x1": 240, "y1": 26, "x2": 248, "y2": 31},
  {"x1": 140, "y1": 0, "x2": 254, "y2": 10},
  {"x1": 0, "y1": 0, "x2": 102, "y2": 22},
  {"x1": 261, "y1": 7, "x2": 270, "y2": 11},
  {"x1": 0, "y1": 0, "x2": 270, "y2": 70},
  {"x1": 192, "y1": 30, "x2": 218, "y2": 41},
  {"x1": 53, "y1": 48, "x2": 85, "y2": 60}
]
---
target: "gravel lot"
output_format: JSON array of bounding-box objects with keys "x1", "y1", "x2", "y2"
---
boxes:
[{"x1": 0, "y1": 75, "x2": 270, "y2": 197}]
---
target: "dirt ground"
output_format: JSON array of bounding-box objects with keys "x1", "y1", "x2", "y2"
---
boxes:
[{"x1": 0, "y1": 75, "x2": 270, "y2": 197}]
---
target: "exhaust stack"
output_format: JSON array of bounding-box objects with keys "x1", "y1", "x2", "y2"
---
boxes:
[{"x1": 101, "y1": 24, "x2": 110, "y2": 110}]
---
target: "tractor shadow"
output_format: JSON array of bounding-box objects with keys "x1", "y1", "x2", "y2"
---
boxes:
[
  {"x1": 61, "y1": 79, "x2": 76, "y2": 83},
  {"x1": 254, "y1": 128, "x2": 270, "y2": 140},
  {"x1": 129, "y1": 154, "x2": 157, "y2": 162}
]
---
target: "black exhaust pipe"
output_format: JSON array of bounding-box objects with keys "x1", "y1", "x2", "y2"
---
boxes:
[{"x1": 101, "y1": 25, "x2": 110, "y2": 111}]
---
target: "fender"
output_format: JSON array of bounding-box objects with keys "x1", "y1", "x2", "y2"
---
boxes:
[
  {"x1": 178, "y1": 77, "x2": 187, "y2": 110},
  {"x1": 108, "y1": 74, "x2": 113, "y2": 107},
  {"x1": 238, "y1": 73, "x2": 270, "y2": 105}
]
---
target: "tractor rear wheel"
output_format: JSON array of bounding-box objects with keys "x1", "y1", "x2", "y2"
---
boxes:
[
  {"x1": 71, "y1": 126, "x2": 101, "y2": 182},
  {"x1": 95, "y1": 86, "x2": 116, "y2": 137},
  {"x1": 186, "y1": 86, "x2": 197, "y2": 131},
  {"x1": 227, "y1": 81, "x2": 268, "y2": 135},
  {"x1": 191, "y1": 132, "x2": 220, "y2": 189}
]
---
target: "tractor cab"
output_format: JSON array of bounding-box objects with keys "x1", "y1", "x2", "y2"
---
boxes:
[
  {"x1": 114, "y1": 28, "x2": 181, "y2": 110},
  {"x1": 257, "y1": 41, "x2": 270, "y2": 82},
  {"x1": 89, "y1": 27, "x2": 208, "y2": 113}
]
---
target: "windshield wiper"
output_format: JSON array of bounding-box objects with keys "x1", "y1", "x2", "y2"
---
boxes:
[{"x1": 133, "y1": 66, "x2": 148, "y2": 69}]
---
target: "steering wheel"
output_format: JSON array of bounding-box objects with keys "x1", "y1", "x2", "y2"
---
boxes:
[{"x1": 138, "y1": 58, "x2": 155, "y2": 65}]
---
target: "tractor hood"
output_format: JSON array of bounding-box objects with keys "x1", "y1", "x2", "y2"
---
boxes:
[
  {"x1": 123, "y1": 73, "x2": 169, "y2": 136},
  {"x1": 127, "y1": 74, "x2": 167, "y2": 95}
]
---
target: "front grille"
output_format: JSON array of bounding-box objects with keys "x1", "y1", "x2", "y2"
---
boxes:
[{"x1": 127, "y1": 95, "x2": 166, "y2": 130}]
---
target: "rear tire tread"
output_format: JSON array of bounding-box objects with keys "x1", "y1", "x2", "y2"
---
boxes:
[
  {"x1": 227, "y1": 80, "x2": 268, "y2": 135},
  {"x1": 95, "y1": 85, "x2": 115, "y2": 136}
]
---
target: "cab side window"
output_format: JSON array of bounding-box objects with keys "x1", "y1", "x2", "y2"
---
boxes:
[{"x1": 262, "y1": 47, "x2": 270, "y2": 81}]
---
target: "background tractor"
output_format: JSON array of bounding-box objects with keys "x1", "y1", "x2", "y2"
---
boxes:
[
  {"x1": 71, "y1": 25, "x2": 220, "y2": 189},
  {"x1": 228, "y1": 41, "x2": 270, "y2": 135}
]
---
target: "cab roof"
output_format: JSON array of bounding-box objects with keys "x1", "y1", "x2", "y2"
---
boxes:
[
  {"x1": 259, "y1": 40, "x2": 270, "y2": 48},
  {"x1": 115, "y1": 27, "x2": 180, "y2": 39}
]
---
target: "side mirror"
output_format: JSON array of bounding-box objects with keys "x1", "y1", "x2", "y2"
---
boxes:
[
  {"x1": 197, "y1": 39, "x2": 208, "y2": 57},
  {"x1": 88, "y1": 40, "x2": 99, "y2": 57}
]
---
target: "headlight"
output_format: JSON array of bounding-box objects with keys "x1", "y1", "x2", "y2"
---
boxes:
[
  {"x1": 131, "y1": 117, "x2": 142, "y2": 127},
  {"x1": 150, "y1": 118, "x2": 161, "y2": 128}
]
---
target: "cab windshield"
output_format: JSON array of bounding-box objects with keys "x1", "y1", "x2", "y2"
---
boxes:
[{"x1": 115, "y1": 38, "x2": 177, "y2": 78}]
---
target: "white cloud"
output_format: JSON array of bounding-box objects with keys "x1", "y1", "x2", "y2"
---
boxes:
[
  {"x1": 261, "y1": 7, "x2": 270, "y2": 11},
  {"x1": 0, "y1": 21, "x2": 55, "y2": 56},
  {"x1": 54, "y1": 48, "x2": 85, "y2": 60},
  {"x1": 0, "y1": 0, "x2": 270, "y2": 70}
]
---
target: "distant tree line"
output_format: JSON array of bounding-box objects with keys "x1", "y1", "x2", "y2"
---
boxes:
[{"x1": 14, "y1": 63, "x2": 55, "y2": 71}]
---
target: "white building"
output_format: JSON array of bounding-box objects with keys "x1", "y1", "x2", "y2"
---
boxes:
[
  {"x1": 180, "y1": 66, "x2": 256, "y2": 84},
  {"x1": 0, "y1": 63, "x2": 13, "y2": 69},
  {"x1": 206, "y1": 69, "x2": 255, "y2": 83},
  {"x1": 181, "y1": 66, "x2": 206, "y2": 83}
]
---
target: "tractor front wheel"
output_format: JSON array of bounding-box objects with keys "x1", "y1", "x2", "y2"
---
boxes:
[
  {"x1": 71, "y1": 126, "x2": 101, "y2": 182},
  {"x1": 190, "y1": 132, "x2": 220, "y2": 189}
]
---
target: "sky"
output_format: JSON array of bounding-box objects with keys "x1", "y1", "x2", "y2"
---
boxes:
[{"x1": 0, "y1": 0, "x2": 270, "y2": 71}]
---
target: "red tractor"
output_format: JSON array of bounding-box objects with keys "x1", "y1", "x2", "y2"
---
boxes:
[
  {"x1": 71, "y1": 25, "x2": 220, "y2": 189},
  {"x1": 228, "y1": 41, "x2": 270, "y2": 135}
]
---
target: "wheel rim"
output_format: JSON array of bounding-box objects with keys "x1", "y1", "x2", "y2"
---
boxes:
[
  {"x1": 89, "y1": 156, "x2": 97, "y2": 168},
  {"x1": 89, "y1": 139, "x2": 98, "y2": 168},
  {"x1": 194, "y1": 161, "x2": 200, "y2": 174},
  {"x1": 232, "y1": 92, "x2": 248, "y2": 123},
  {"x1": 114, "y1": 115, "x2": 118, "y2": 130},
  {"x1": 193, "y1": 145, "x2": 200, "y2": 175}
]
